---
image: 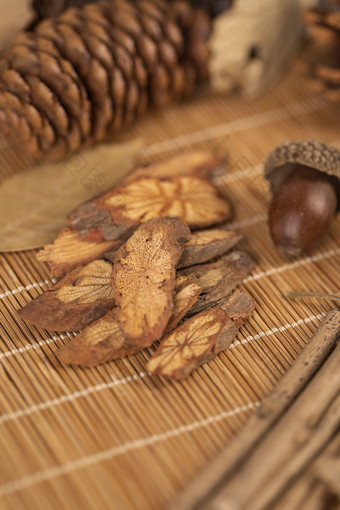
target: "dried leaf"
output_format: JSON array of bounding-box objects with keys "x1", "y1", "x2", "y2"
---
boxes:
[
  {"x1": 179, "y1": 251, "x2": 255, "y2": 315},
  {"x1": 178, "y1": 228, "x2": 242, "y2": 268},
  {"x1": 68, "y1": 175, "x2": 231, "y2": 241},
  {"x1": 37, "y1": 227, "x2": 120, "y2": 279},
  {"x1": 147, "y1": 290, "x2": 255, "y2": 380},
  {"x1": 112, "y1": 217, "x2": 191, "y2": 345},
  {"x1": 18, "y1": 260, "x2": 115, "y2": 331},
  {"x1": 56, "y1": 274, "x2": 201, "y2": 366},
  {"x1": 0, "y1": 139, "x2": 142, "y2": 251}
]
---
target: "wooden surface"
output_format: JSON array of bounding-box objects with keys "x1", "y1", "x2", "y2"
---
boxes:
[{"x1": 0, "y1": 25, "x2": 339, "y2": 509}]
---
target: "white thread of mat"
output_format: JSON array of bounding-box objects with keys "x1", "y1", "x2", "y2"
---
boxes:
[
  {"x1": 0, "y1": 279, "x2": 57, "y2": 300},
  {"x1": 244, "y1": 247, "x2": 340, "y2": 284},
  {"x1": 0, "y1": 247, "x2": 338, "y2": 361},
  {"x1": 0, "y1": 371, "x2": 149, "y2": 425},
  {"x1": 0, "y1": 401, "x2": 260, "y2": 498},
  {"x1": 230, "y1": 312, "x2": 325, "y2": 348},
  {"x1": 0, "y1": 312, "x2": 324, "y2": 425},
  {"x1": 0, "y1": 332, "x2": 76, "y2": 362},
  {"x1": 140, "y1": 97, "x2": 327, "y2": 157}
]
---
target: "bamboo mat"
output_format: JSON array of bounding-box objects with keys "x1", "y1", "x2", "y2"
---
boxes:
[{"x1": 0, "y1": 65, "x2": 339, "y2": 510}]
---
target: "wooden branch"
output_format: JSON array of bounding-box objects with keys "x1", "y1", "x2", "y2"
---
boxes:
[
  {"x1": 311, "y1": 434, "x2": 340, "y2": 500},
  {"x1": 273, "y1": 473, "x2": 316, "y2": 510},
  {"x1": 286, "y1": 291, "x2": 340, "y2": 302},
  {"x1": 274, "y1": 434, "x2": 340, "y2": 510},
  {"x1": 210, "y1": 375, "x2": 340, "y2": 510},
  {"x1": 169, "y1": 309, "x2": 340, "y2": 510}
]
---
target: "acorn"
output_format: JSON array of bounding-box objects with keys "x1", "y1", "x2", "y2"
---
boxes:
[{"x1": 265, "y1": 140, "x2": 340, "y2": 257}]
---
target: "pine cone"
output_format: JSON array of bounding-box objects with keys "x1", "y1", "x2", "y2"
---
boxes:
[
  {"x1": 0, "y1": 0, "x2": 211, "y2": 161},
  {"x1": 299, "y1": 4, "x2": 340, "y2": 94}
]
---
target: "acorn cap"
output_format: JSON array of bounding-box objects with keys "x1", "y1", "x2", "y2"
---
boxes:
[{"x1": 265, "y1": 140, "x2": 340, "y2": 208}]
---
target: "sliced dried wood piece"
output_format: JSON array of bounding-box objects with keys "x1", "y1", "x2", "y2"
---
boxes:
[
  {"x1": 67, "y1": 175, "x2": 231, "y2": 241},
  {"x1": 18, "y1": 260, "x2": 115, "y2": 332},
  {"x1": 215, "y1": 290, "x2": 256, "y2": 351},
  {"x1": 179, "y1": 251, "x2": 255, "y2": 315},
  {"x1": 105, "y1": 228, "x2": 242, "y2": 269},
  {"x1": 113, "y1": 217, "x2": 191, "y2": 346},
  {"x1": 123, "y1": 151, "x2": 223, "y2": 184},
  {"x1": 56, "y1": 308, "x2": 126, "y2": 366},
  {"x1": 164, "y1": 276, "x2": 202, "y2": 334},
  {"x1": 178, "y1": 228, "x2": 242, "y2": 268},
  {"x1": 147, "y1": 289, "x2": 255, "y2": 380},
  {"x1": 56, "y1": 274, "x2": 201, "y2": 366},
  {"x1": 37, "y1": 227, "x2": 120, "y2": 279}
]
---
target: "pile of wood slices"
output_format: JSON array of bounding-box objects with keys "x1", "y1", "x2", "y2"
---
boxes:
[{"x1": 19, "y1": 151, "x2": 255, "y2": 379}]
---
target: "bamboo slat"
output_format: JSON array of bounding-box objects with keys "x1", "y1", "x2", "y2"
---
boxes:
[{"x1": 0, "y1": 63, "x2": 339, "y2": 510}]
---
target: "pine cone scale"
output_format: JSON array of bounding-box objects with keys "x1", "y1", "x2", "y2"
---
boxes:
[
  {"x1": 0, "y1": 82, "x2": 46, "y2": 154},
  {"x1": 0, "y1": 61, "x2": 73, "y2": 156},
  {"x1": 133, "y1": 3, "x2": 186, "y2": 103},
  {"x1": 26, "y1": 75, "x2": 69, "y2": 136},
  {"x1": 60, "y1": 14, "x2": 123, "y2": 132},
  {"x1": 14, "y1": 32, "x2": 92, "y2": 133},
  {"x1": 40, "y1": 20, "x2": 113, "y2": 142},
  {"x1": 1, "y1": 69, "x2": 31, "y2": 103},
  {"x1": 86, "y1": 7, "x2": 150, "y2": 127}
]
